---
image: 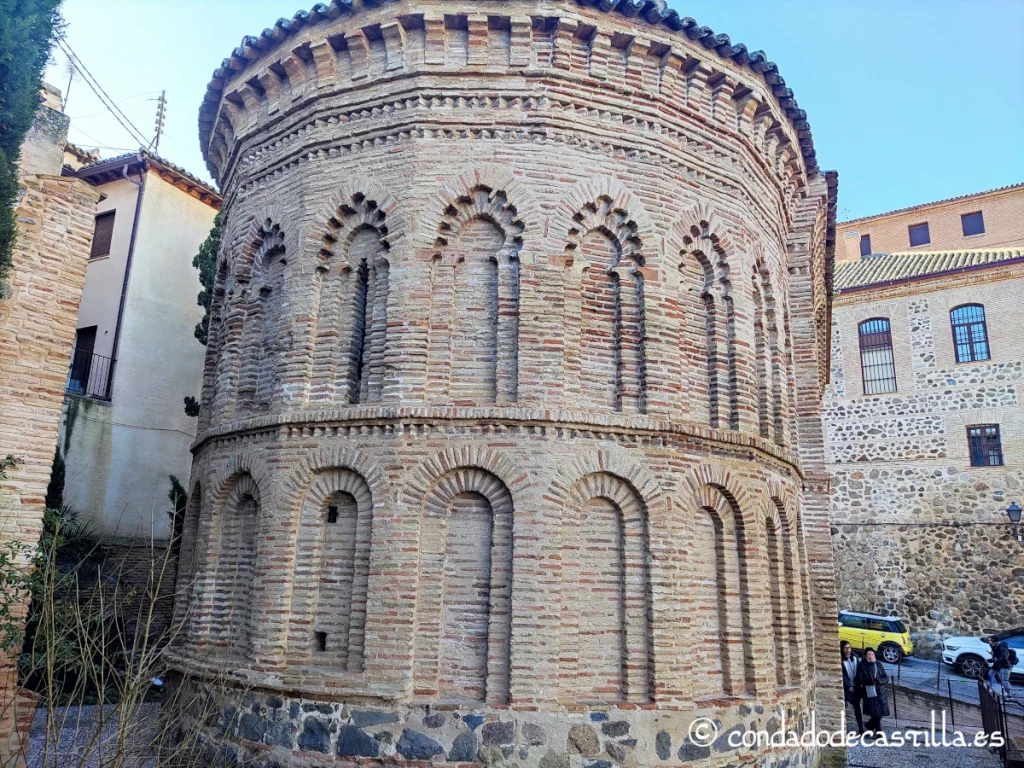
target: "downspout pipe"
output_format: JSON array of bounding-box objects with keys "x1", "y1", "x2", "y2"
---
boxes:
[{"x1": 109, "y1": 156, "x2": 147, "y2": 396}]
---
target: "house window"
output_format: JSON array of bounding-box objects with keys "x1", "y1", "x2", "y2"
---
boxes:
[
  {"x1": 90, "y1": 211, "x2": 115, "y2": 259},
  {"x1": 908, "y1": 222, "x2": 930, "y2": 247},
  {"x1": 859, "y1": 234, "x2": 871, "y2": 257},
  {"x1": 858, "y1": 318, "x2": 897, "y2": 394},
  {"x1": 950, "y1": 304, "x2": 990, "y2": 363},
  {"x1": 961, "y1": 211, "x2": 985, "y2": 237},
  {"x1": 967, "y1": 425, "x2": 1003, "y2": 467}
]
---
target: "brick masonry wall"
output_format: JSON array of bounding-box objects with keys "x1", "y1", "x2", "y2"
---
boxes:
[
  {"x1": 171, "y1": 2, "x2": 842, "y2": 766},
  {"x1": 826, "y1": 263, "x2": 1024, "y2": 654},
  {"x1": 835, "y1": 184, "x2": 1024, "y2": 261},
  {"x1": 0, "y1": 174, "x2": 99, "y2": 765}
]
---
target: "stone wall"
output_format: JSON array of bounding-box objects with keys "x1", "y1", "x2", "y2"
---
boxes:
[
  {"x1": 826, "y1": 262, "x2": 1024, "y2": 654},
  {"x1": 170, "y1": 1, "x2": 841, "y2": 766},
  {"x1": 0, "y1": 172, "x2": 100, "y2": 763}
]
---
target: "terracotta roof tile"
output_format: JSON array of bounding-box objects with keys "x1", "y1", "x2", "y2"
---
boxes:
[
  {"x1": 75, "y1": 150, "x2": 221, "y2": 204},
  {"x1": 198, "y1": 0, "x2": 819, "y2": 178},
  {"x1": 835, "y1": 248, "x2": 1024, "y2": 292}
]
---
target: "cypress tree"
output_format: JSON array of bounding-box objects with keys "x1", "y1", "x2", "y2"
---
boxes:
[{"x1": 0, "y1": 0, "x2": 65, "y2": 296}]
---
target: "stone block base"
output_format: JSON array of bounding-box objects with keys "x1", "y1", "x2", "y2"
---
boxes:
[{"x1": 164, "y1": 676, "x2": 828, "y2": 767}]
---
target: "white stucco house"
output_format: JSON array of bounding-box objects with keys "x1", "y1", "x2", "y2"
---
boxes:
[{"x1": 59, "y1": 151, "x2": 221, "y2": 541}]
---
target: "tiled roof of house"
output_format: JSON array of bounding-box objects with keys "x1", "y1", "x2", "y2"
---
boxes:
[
  {"x1": 835, "y1": 248, "x2": 1024, "y2": 292},
  {"x1": 75, "y1": 150, "x2": 221, "y2": 207},
  {"x1": 838, "y1": 182, "x2": 1024, "y2": 227},
  {"x1": 199, "y1": 0, "x2": 820, "y2": 176},
  {"x1": 64, "y1": 142, "x2": 100, "y2": 164}
]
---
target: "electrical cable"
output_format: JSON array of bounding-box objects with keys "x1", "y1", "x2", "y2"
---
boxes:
[
  {"x1": 66, "y1": 91, "x2": 162, "y2": 120},
  {"x1": 53, "y1": 34, "x2": 149, "y2": 148}
]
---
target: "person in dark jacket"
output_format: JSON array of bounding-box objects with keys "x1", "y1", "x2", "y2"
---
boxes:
[
  {"x1": 855, "y1": 648, "x2": 890, "y2": 736},
  {"x1": 840, "y1": 641, "x2": 864, "y2": 734},
  {"x1": 987, "y1": 636, "x2": 1014, "y2": 699}
]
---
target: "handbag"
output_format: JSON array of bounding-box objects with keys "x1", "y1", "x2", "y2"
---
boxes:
[{"x1": 864, "y1": 664, "x2": 878, "y2": 698}]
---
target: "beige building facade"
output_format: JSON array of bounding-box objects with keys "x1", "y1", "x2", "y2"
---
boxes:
[
  {"x1": 826, "y1": 244, "x2": 1024, "y2": 653},
  {"x1": 166, "y1": 1, "x2": 843, "y2": 767},
  {"x1": 836, "y1": 183, "x2": 1024, "y2": 263},
  {"x1": 58, "y1": 153, "x2": 220, "y2": 540}
]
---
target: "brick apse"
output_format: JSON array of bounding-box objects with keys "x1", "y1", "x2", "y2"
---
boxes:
[{"x1": 171, "y1": 1, "x2": 842, "y2": 765}]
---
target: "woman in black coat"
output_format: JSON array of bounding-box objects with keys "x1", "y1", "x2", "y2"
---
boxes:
[{"x1": 855, "y1": 647, "x2": 890, "y2": 735}]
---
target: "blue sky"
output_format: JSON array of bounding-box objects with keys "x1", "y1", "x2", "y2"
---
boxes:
[{"x1": 46, "y1": 0, "x2": 1024, "y2": 221}]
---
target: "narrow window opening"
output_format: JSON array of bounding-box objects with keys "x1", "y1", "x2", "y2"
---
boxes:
[
  {"x1": 968, "y1": 424, "x2": 1003, "y2": 467},
  {"x1": 90, "y1": 211, "x2": 116, "y2": 259},
  {"x1": 961, "y1": 211, "x2": 985, "y2": 237},
  {"x1": 908, "y1": 222, "x2": 930, "y2": 247},
  {"x1": 950, "y1": 304, "x2": 990, "y2": 363},
  {"x1": 858, "y1": 318, "x2": 897, "y2": 394},
  {"x1": 315, "y1": 631, "x2": 328, "y2": 652},
  {"x1": 859, "y1": 234, "x2": 871, "y2": 257},
  {"x1": 326, "y1": 505, "x2": 339, "y2": 524}
]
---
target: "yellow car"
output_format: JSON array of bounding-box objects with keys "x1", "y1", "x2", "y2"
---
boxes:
[{"x1": 838, "y1": 610, "x2": 913, "y2": 664}]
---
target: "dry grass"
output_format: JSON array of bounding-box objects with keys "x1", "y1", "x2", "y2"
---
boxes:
[{"x1": 0, "y1": 497, "x2": 242, "y2": 768}]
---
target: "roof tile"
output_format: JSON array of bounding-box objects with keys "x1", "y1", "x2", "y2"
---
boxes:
[{"x1": 835, "y1": 248, "x2": 1024, "y2": 292}]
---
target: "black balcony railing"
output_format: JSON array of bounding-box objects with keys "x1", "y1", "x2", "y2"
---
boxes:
[{"x1": 66, "y1": 348, "x2": 115, "y2": 401}]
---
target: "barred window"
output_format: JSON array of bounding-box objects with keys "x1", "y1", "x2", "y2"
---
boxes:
[
  {"x1": 858, "y1": 318, "x2": 897, "y2": 394},
  {"x1": 967, "y1": 424, "x2": 1003, "y2": 467},
  {"x1": 950, "y1": 304, "x2": 990, "y2": 363}
]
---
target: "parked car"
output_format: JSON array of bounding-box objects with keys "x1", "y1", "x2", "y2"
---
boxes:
[
  {"x1": 837, "y1": 610, "x2": 914, "y2": 664},
  {"x1": 941, "y1": 628, "x2": 1024, "y2": 680}
]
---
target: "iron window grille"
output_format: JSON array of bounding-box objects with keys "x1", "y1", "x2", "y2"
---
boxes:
[
  {"x1": 858, "y1": 318, "x2": 897, "y2": 395},
  {"x1": 961, "y1": 211, "x2": 985, "y2": 237},
  {"x1": 967, "y1": 424, "x2": 1003, "y2": 467},
  {"x1": 950, "y1": 304, "x2": 991, "y2": 363},
  {"x1": 908, "y1": 222, "x2": 930, "y2": 247}
]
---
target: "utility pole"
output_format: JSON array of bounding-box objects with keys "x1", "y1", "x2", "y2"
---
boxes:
[{"x1": 151, "y1": 90, "x2": 167, "y2": 153}]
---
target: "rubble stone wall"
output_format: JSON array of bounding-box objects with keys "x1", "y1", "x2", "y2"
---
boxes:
[
  {"x1": 826, "y1": 263, "x2": 1024, "y2": 654},
  {"x1": 173, "y1": 2, "x2": 841, "y2": 765}
]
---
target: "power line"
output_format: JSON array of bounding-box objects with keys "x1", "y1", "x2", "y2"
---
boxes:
[
  {"x1": 53, "y1": 33, "x2": 149, "y2": 148},
  {"x1": 66, "y1": 91, "x2": 162, "y2": 120}
]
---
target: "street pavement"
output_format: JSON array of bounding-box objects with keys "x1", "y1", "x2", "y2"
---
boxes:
[{"x1": 894, "y1": 656, "x2": 1023, "y2": 708}]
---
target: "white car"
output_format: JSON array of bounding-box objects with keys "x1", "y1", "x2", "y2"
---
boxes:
[{"x1": 941, "y1": 629, "x2": 1024, "y2": 680}]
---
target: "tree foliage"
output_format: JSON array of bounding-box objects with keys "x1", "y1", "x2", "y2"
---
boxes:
[
  {"x1": 44, "y1": 444, "x2": 64, "y2": 510},
  {"x1": 192, "y1": 212, "x2": 221, "y2": 345},
  {"x1": 0, "y1": 0, "x2": 65, "y2": 295}
]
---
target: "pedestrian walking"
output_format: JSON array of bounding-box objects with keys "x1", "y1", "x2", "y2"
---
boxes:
[
  {"x1": 986, "y1": 635, "x2": 1016, "y2": 700},
  {"x1": 840, "y1": 641, "x2": 864, "y2": 734},
  {"x1": 855, "y1": 647, "x2": 890, "y2": 738}
]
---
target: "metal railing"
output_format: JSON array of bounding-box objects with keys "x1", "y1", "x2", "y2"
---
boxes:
[{"x1": 65, "y1": 348, "x2": 115, "y2": 401}]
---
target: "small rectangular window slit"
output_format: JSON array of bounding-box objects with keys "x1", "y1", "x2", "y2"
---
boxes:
[
  {"x1": 315, "y1": 631, "x2": 328, "y2": 652},
  {"x1": 326, "y1": 505, "x2": 338, "y2": 523}
]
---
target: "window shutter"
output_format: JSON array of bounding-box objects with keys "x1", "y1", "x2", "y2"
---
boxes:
[{"x1": 90, "y1": 212, "x2": 116, "y2": 259}]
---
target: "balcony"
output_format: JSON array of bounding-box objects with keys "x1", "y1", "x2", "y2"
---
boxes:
[{"x1": 65, "y1": 348, "x2": 115, "y2": 401}]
